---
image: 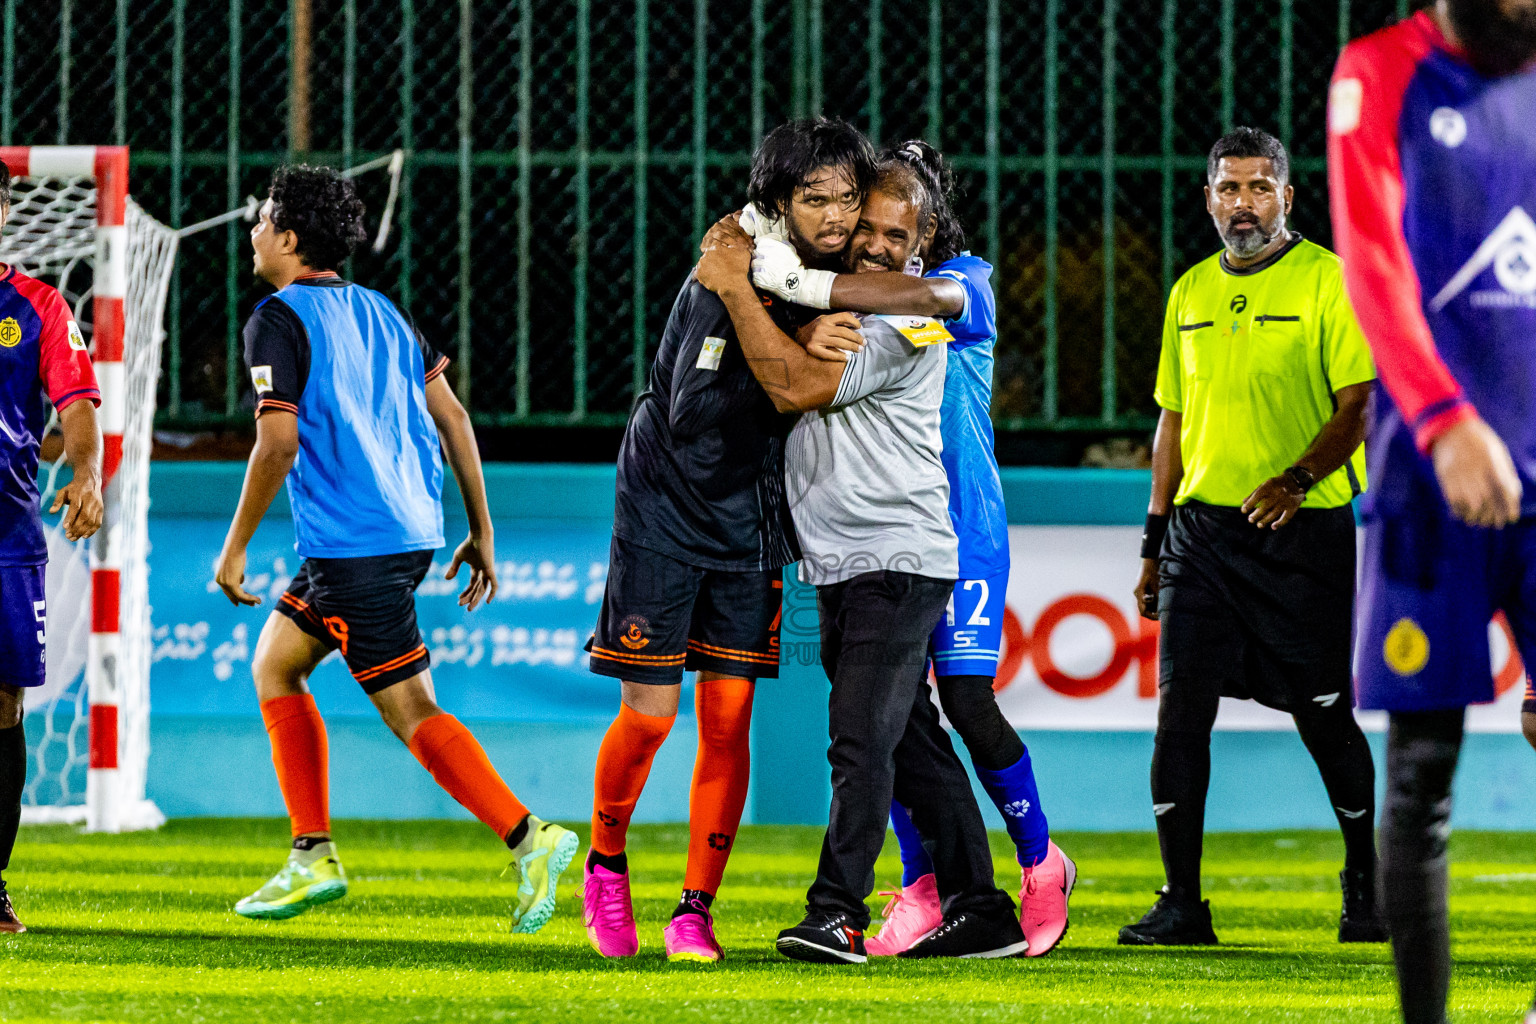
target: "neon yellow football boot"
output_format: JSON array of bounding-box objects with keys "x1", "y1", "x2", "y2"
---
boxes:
[
  {"x1": 509, "y1": 817, "x2": 580, "y2": 934},
  {"x1": 235, "y1": 841, "x2": 349, "y2": 920}
]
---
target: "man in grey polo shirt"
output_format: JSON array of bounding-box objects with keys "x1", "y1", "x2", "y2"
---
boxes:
[{"x1": 695, "y1": 158, "x2": 1021, "y2": 964}]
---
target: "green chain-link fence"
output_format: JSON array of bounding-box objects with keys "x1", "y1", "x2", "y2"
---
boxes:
[{"x1": 1, "y1": 0, "x2": 1416, "y2": 432}]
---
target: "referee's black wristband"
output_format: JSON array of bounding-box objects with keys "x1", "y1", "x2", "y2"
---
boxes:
[{"x1": 1141, "y1": 512, "x2": 1170, "y2": 560}]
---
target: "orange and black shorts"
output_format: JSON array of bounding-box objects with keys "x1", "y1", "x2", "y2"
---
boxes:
[
  {"x1": 276, "y1": 549, "x2": 434, "y2": 694},
  {"x1": 585, "y1": 536, "x2": 782, "y2": 685}
]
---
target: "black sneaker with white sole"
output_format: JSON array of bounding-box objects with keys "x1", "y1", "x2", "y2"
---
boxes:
[
  {"x1": 1117, "y1": 888, "x2": 1218, "y2": 946},
  {"x1": 776, "y1": 911, "x2": 867, "y2": 964},
  {"x1": 898, "y1": 908, "x2": 1029, "y2": 959}
]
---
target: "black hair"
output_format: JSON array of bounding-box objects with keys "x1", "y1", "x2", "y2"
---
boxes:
[
  {"x1": 747, "y1": 117, "x2": 878, "y2": 220},
  {"x1": 1446, "y1": 0, "x2": 1536, "y2": 77},
  {"x1": 267, "y1": 164, "x2": 368, "y2": 271},
  {"x1": 881, "y1": 140, "x2": 965, "y2": 265},
  {"x1": 1207, "y1": 127, "x2": 1289, "y2": 185},
  {"x1": 0, "y1": 160, "x2": 11, "y2": 210}
]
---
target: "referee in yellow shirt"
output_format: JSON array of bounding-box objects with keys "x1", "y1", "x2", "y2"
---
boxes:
[{"x1": 1121, "y1": 128, "x2": 1387, "y2": 948}]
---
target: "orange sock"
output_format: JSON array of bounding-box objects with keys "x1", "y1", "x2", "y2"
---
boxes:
[
  {"x1": 684, "y1": 678, "x2": 754, "y2": 895},
  {"x1": 591, "y1": 703, "x2": 676, "y2": 856},
  {"x1": 407, "y1": 713, "x2": 530, "y2": 843},
  {"x1": 260, "y1": 693, "x2": 330, "y2": 838}
]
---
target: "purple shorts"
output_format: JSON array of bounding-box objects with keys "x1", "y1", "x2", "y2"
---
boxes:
[
  {"x1": 1356, "y1": 508, "x2": 1536, "y2": 712},
  {"x1": 0, "y1": 565, "x2": 46, "y2": 689}
]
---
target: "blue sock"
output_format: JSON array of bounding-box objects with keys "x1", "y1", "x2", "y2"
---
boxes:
[
  {"x1": 889, "y1": 800, "x2": 935, "y2": 886},
  {"x1": 975, "y1": 746, "x2": 1050, "y2": 868}
]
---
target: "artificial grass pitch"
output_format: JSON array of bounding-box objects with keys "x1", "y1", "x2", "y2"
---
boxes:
[{"x1": 2, "y1": 821, "x2": 1535, "y2": 1022}]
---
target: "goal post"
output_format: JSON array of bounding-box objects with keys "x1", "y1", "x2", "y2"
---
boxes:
[{"x1": 0, "y1": 145, "x2": 174, "y2": 833}]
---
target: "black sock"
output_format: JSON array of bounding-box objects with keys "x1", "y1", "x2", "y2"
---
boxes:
[
  {"x1": 504, "y1": 817, "x2": 531, "y2": 851},
  {"x1": 1381, "y1": 708, "x2": 1463, "y2": 1024},
  {"x1": 0, "y1": 722, "x2": 24, "y2": 874},
  {"x1": 588, "y1": 848, "x2": 627, "y2": 874},
  {"x1": 292, "y1": 835, "x2": 331, "y2": 852},
  {"x1": 936, "y1": 675, "x2": 1024, "y2": 771},
  {"x1": 672, "y1": 888, "x2": 714, "y2": 918},
  {"x1": 1293, "y1": 702, "x2": 1379, "y2": 876},
  {"x1": 1151, "y1": 727, "x2": 1210, "y2": 901}
]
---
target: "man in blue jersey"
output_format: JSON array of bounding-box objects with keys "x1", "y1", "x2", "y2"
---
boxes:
[
  {"x1": 706, "y1": 141, "x2": 1072, "y2": 956},
  {"x1": 213, "y1": 166, "x2": 576, "y2": 929},
  {"x1": 0, "y1": 160, "x2": 105, "y2": 934}
]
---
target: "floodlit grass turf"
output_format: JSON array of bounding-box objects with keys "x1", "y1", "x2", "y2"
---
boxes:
[{"x1": 2, "y1": 821, "x2": 1536, "y2": 1022}]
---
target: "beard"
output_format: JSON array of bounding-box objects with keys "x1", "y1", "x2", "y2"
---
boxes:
[
  {"x1": 1220, "y1": 215, "x2": 1278, "y2": 259},
  {"x1": 1446, "y1": 0, "x2": 1536, "y2": 76}
]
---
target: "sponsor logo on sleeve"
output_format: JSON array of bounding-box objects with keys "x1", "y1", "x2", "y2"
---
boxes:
[
  {"x1": 696, "y1": 336, "x2": 726, "y2": 371},
  {"x1": 66, "y1": 320, "x2": 87, "y2": 351},
  {"x1": 250, "y1": 365, "x2": 274, "y2": 393},
  {"x1": 1328, "y1": 79, "x2": 1363, "y2": 135}
]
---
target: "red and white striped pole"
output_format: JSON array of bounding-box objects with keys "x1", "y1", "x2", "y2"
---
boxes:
[
  {"x1": 0, "y1": 147, "x2": 129, "y2": 831},
  {"x1": 88, "y1": 147, "x2": 128, "y2": 832}
]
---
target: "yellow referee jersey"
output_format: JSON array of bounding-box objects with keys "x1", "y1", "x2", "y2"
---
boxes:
[{"x1": 1154, "y1": 235, "x2": 1375, "y2": 510}]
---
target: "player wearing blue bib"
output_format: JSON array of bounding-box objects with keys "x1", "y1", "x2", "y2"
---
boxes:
[
  {"x1": 745, "y1": 141, "x2": 1072, "y2": 958},
  {"x1": 214, "y1": 166, "x2": 576, "y2": 931}
]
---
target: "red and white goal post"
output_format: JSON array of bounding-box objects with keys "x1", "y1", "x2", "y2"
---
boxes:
[{"x1": 0, "y1": 146, "x2": 177, "y2": 832}]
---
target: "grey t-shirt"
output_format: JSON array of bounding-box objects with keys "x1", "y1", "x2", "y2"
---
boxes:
[{"x1": 785, "y1": 314, "x2": 959, "y2": 586}]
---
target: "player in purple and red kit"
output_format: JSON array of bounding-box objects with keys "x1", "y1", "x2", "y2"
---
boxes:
[
  {"x1": 0, "y1": 160, "x2": 105, "y2": 933},
  {"x1": 1329, "y1": 2, "x2": 1536, "y2": 1021}
]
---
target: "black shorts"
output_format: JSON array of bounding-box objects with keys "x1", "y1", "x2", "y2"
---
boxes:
[
  {"x1": 586, "y1": 535, "x2": 782, "y2": 685},
  {"x1": 276, "y1": 549, "x2": 434, "y2": 694},
  {"x1": 1158, "y1": 501, "x2": 1356, "y2": 713}
]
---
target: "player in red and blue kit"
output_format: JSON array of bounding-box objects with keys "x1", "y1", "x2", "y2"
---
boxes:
[
  {"x1": 0, "y1": 160, "x2": 104, "y2": 934},
  {"x1": 1329, "y1": 3, "x2": 1536, "y2": 1021},
  {"x1": 746, "y1": 141, "x2": 1073, "y2": 958}
]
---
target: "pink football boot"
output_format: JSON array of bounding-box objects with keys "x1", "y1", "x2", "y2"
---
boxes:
[
  {"x1": 865, "y1": 873, "x2": 942, "y2": 956},
  {"x1": 582, "y1": 860, "x2": 639, "y2": 957},
  {"x1": 664, "y1": 902, "x2": 725, "y2": 963},
  {"x1": 1020, "y1": 840, "x2": 1076, "y2": 957}
]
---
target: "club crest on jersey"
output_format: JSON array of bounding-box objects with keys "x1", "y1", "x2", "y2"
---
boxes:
[
  {"x1": 1430, "y1": 207, "x2": 1536, "y2": 311},
  {"x1": 619, "y1": 615, "x2": 650, "y2": 650},
  {"x1": 0, "y1": 317, "x2": 20, "y2": 348},
  {"x1": 67, "y1": 320, "x2": 87, "y2": 351},
  {"x1": 1384, "y1": 618, "x2": 1430, "y2": 677}
]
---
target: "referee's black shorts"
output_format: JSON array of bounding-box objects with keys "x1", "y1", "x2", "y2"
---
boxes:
[{"x1": 1157, "y1": 500, "x2": 1356, "y2": 713}]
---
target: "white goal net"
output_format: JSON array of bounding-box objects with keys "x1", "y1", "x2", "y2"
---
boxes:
[{"x1": 0, "y1": 148, "x2": 176, "y2": 831}]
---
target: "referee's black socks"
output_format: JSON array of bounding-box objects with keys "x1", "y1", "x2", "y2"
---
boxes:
[
  {"x1": 1292, "y1": 701, "x2": 1379, "y2": 877},
  {"x1": 1381, "y1": 708, "x2": 1464, "y2": 1024},
  {"x1": 0, "y1": 721, "x2": 24, "y2": 874},
  {"x1": 1150, "y1": 727, "x2": 1210, "y2": 900}
]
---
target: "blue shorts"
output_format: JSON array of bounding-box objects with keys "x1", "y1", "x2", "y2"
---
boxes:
[
  {"x1": 930, "y1": 572, "x2": 1008, "y2": 678},
  {"x1": 0, "y1": 565, "x2": 46, "y2": 689},
  {"x1": 1357, "y1": 507, "x2": 1536, "y2": 712}
]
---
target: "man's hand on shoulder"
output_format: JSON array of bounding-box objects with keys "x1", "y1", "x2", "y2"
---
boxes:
[
  {"x1": 796, "y1": 313, "x2": 865, "y2": 362},
  {"x1": 695, "y1": 220, "x2": 754, "y2": 300},
  {"x1": 751, "y1": 237, "x2": 835, "y2": 309},
  {"x1": 1431, "y1": 416, "x2": 1523, "y2": 528}
]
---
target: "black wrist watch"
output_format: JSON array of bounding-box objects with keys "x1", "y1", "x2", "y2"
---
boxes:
[{"x1": 1285, "y1": 465, "x2": 1316, "y2": 494}]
